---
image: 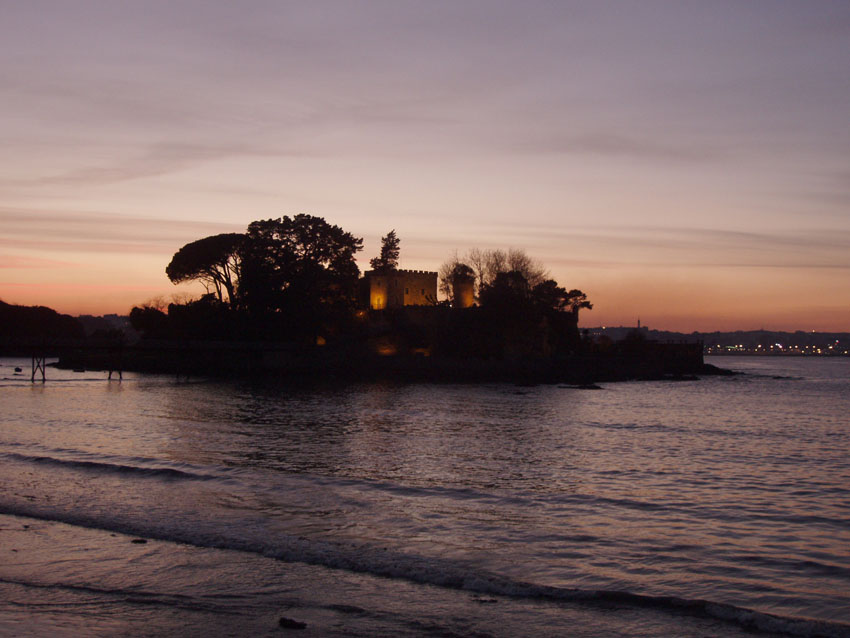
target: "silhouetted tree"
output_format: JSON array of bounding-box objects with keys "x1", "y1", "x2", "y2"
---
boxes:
[
  {"x1": 166, "y1": 233, "x2": 245, "y2": 308},
  {"x1": 475, "y1": 271, "x2": 539, "y2": 357},
  {"x1": 240, "y1": 214, "x2": 363, "y2": 339},
  {"x1": 473, "y1": 273, "x2": 593, "y2": 357},
  {"x1": 479, "y1": 271, "x2": 531, "y2": 313},
  {"x1": 563, "y1": 289, "x2": 592, "y2": 317},
  {"x1": 129, "y1": 305, "x2": 170, "y2": 339},
  {"x1": 530, "y1": 281, "x2": 592, "y2": 354},
  {"x1": 531, "y1": 281, "x2": 592, "y2": 318},
  {"x1": 167, "y1": 294, "x2": 234, "y2": 340},
  {"x1": 531, "y1": 280, "x2": 569, "y2": 312},
  {"x1": 438, "y1": 252, "x2": 462, "y2": 299},
  {"x1": 503, "y1": 249, "x2": 548, "y2": 288},
  {"x1": 369, "y1": 229, "x2": 400, "y2": 272}
]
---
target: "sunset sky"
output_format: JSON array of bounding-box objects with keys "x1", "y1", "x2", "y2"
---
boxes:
[{"x1": 1, "y1": 2, "x2": 848, "y2": 331}]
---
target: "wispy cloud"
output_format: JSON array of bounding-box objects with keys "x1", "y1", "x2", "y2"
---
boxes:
[
  {"x1": 507, "y1": 132, "x2": 723, "y2": 162},
  {"x1": 0, "y1": 143, "x2": 290, "y2": 188},
  {"x1": 0, "y1": 207, "x2": 243, "y2": 254},
  {"x1": 35, "y1": 144, "x2": 241, "y2": 186},
  {"x1": 0, "y1": 255, "x2": 78, "y2": 269},
  {"x1": 429, "y1": 223, "x2": 850, "y2": 271}
]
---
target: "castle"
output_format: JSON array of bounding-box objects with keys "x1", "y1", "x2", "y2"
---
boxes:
[{"x1": 363, "y1": 269, "x2": 438, "y2": 309}]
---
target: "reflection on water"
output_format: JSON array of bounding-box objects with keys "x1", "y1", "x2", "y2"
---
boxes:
[
  {"x1": 1, "y1": 356, "x2": 849, "y2": 630},
  {"x1": 160, "y1": 381, "x2": 590, "y2": 490}
]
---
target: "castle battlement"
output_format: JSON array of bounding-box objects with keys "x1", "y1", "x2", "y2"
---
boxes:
[
  {"x1": 366, "y1": 268, "x2": 437, "y2": 276},
  {"x1": 400, "y1": 269, "x2": 437, "y2": 276}
]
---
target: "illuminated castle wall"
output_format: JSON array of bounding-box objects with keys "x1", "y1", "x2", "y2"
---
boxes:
[{"x1": 365, "y1": 269, "x2": 437, "y2": 309}]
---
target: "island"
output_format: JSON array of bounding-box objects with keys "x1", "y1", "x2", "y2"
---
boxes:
[{"x1": 2, "y1": 215, "x2": 723, "y2": 383}]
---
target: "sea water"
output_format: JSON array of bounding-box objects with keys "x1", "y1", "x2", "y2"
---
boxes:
[{"x1": 0, "y1": 356, "x2": 848, "y2": 637}]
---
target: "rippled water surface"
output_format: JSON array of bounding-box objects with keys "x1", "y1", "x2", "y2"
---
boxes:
[{"x1": 1, "y1": 356, "x2": 848, "y2": 637}]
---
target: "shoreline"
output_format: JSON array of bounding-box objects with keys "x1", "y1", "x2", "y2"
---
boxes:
[{"x1": 44, "y1": 342, "x2": 730, "y2": 384}]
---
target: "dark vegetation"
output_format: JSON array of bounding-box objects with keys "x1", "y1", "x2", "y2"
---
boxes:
[
  {"x1": 430, "y1": 272, "x2": 590, "y2": 359},
  {"x1": 137, "y1": 214, "x2": 364, "y2": 343},
  {"x1": 369, "y1": 229, "x2": 400, "y2": 273}
]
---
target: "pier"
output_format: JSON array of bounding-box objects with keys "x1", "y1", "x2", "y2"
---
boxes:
[{"x1": 10, "y1": 339, "x2": 126, "y2": 382}]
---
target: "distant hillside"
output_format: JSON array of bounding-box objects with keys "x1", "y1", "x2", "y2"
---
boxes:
[
  {"x1": 668, "y1": 329, "x2": 848, "y2": 348},
  {"x1": 588, "y1": 326, "x2": 849, "y2": 354},
  {"x1": 0, "y1": 299, "x2": 85, "y2": 345},
  {"x1": 76, "y1": 313, "x2": 137, "y2": 340}
]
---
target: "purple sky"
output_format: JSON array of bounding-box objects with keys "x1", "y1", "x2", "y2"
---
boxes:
[{"x1": 1, "y1": 1, "x2": 849, "y2": 330}]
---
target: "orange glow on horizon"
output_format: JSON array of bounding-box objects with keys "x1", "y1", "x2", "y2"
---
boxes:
[{"x1": 2, "y1": 257, "x2": 848, "y2": 332}]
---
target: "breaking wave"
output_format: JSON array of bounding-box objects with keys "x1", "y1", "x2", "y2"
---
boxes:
[{"x1": 0, "y1": 452, "x2": 224, "y2": 483}]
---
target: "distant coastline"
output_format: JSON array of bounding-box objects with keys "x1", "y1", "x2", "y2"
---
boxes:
[{"x1": 589, "y1": 326, "x2": 849, "y2": 357}]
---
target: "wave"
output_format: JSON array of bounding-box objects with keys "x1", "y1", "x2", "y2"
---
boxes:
[
  {"x1": 0, "y1": 452, "x2": 222, "y2": 483},
  {"x1": 2, "y1": 504, "x2": 848, "y2": 638},
  {"x1": 5, "y1": 448, "x2": 846, "y2": 535},
  {"x1": 0, "y1": 576, "x2": 236, "y2": 615}
]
